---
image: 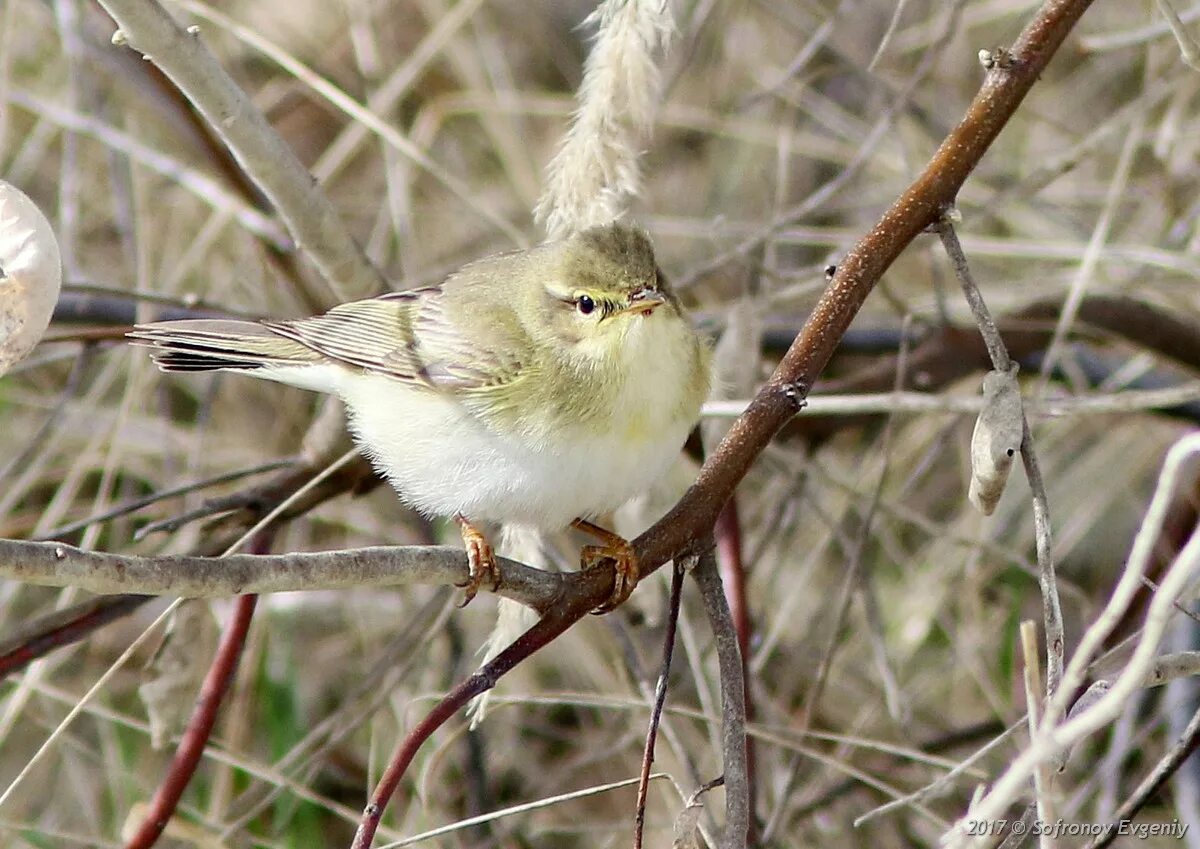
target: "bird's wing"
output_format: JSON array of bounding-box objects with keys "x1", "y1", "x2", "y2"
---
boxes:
[{"x1": 263, "y1": 286, "x2": 526, "y2": 392}]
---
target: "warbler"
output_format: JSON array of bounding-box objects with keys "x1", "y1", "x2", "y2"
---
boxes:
[{"x1": 130, "y1": 223, "x2": 711, "y2": 609}]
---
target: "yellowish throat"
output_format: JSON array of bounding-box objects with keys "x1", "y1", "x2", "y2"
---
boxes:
[{"x1": 131, "y1": 223, "x2": 711, "y2": 609}]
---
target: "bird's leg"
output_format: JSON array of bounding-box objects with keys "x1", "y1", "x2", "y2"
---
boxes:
[
  {"x1": 572, "y1": 518, "x2": 638, "y2": 613},
  {"x1": 454, "y1": 515, "x2": 500, "y2": 607}
]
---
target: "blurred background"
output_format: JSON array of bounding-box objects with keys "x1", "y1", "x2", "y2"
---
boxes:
[{"x1": 2, "y1": 0, "x2": 1200, "y2": 846}]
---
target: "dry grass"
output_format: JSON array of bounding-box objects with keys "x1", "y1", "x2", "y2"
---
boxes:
[{"x1": 2, "y1": 0, "x2": 1200, "y2": 847}]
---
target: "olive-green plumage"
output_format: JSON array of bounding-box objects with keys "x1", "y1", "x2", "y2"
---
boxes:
[{"x1": 131, "y1": 222, "x2": 711, "y2": 608}]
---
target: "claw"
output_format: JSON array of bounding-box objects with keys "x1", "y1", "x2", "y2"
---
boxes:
[
  {"x1": 572, "y1": 518, "x2": 639, "y2": 614},
  {"x1": 454, "y1": 515, "x2": 500, "y2": 606}
]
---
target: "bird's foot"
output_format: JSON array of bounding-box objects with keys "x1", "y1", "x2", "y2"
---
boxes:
[
  {"x1": 572, "y1": 518, "x2": 638, "y2": 614},
  {"x1": 454, "y1": 515, "x2": 500, "y2": 607}
]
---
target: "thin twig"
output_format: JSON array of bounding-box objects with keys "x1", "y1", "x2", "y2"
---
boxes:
[
  {"x1": 386, "y1": 774, "x2": 672, "y2": 848},
  {"x1": 0, "y1": 595, "x2": 155, "y2": 679},
  {"x1": 1021, "y1": 418, "x2": 1063, "y2": 696},
  {"x1": 1154, "y1": 0, "x2": 1200, "y2": 70},
  {"x1": 935, "y1": 217, "x2": 1064, "y2": 700},
  {"x1": 693, "y1": 548, "x2": 749, "y2": 849},
  {"x1": 1084, "y1": 702, "x2": 1200, "y2": 849},
  {"x1": 1021, "y1": 620, "x2": 1057, "y2": 849},
  {"x1": 633, "y1": 561, "x2": 686, "y2": 849},
  {"x1": 867, "y1": 0, "x2": 912, "y2": 71},
  {"x1": 34, "y1": 459, "x2": 295, "y2": 541}
]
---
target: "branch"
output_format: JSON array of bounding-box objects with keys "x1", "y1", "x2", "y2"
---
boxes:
[
  {"x1": 631, "y1": 0, "x2": 1100, "y2": 576},
  {"x1": 349, "y1": 566, "x2": 613, "y2": 849},
  {"x1": 0, "y1": 539, "x2": 563, "y2": 615},
  {"x1": 703, "y1": 383, "x2": 1200, "y2": 419},
  {"x1": 935, "y1": 218, "x2": 1064, "y2": 697},
  {"x1": 633, "y1": 561, "x2": 686, "y2": 849},
  {"x1": 93, "y1": 0, "x2": 382, "y2": 302},
  {"x1": 694, "y1": 549, "x2": 750, "y2": 849},
  {"x1": 1084, "y1": 702, "x2": 1200, "y2": 849},
  {"x1": 0, "y1": 594, "x2": 153, "y2": 678}
]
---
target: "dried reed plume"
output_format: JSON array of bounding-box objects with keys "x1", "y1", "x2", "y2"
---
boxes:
[{"x1": 535, "y1": 0, "x2": 674, "y2": 238}]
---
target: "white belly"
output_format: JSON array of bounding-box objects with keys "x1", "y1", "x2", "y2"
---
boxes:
[{"x1": 339, "y1": 368, "x2": 695, "y2": 530}]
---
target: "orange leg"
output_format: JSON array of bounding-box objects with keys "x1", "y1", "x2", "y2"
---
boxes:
[
  {"x1": 572, "y1": 518, "x2": 639, "y2": 613},
  {"x1": 454, "y1": 515, "x2": 500, "y2": 607}
]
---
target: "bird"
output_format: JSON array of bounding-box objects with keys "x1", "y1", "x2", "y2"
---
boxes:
[{"x1": 130, "y1": 222, "x2": 711, "y2": 610}]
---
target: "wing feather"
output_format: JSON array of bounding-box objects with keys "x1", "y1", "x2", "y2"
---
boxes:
[{"x1": 265, "y1": 286, "x2": 525, "y2": 392}]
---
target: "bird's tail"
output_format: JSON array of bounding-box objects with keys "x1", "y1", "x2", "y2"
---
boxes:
[{"x1": 128, "y1": 319, "x2": 322, "y2": 373}]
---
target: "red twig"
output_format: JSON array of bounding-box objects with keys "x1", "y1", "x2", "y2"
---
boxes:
[
  {"x1": 715, "y1": 501, "x2": 749, "y2": 659},
  {"x1": 0, "y1": 595, "x2": 153, "y2": 679},
  {"x1": 349, "y1": 573, "x2": 608, "y2": 849},
  {"x1": 124, "y1": 592, "x2": 260, "y2": 849}
]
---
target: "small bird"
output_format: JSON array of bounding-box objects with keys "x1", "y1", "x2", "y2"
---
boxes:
[{"x1": 131, "y1": 223, "x2": 711, "y2": 610}]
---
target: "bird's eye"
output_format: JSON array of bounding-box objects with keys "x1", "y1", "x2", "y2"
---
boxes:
[{"x1": 576, "y1": 294, "x2": 595, "y2": 315}]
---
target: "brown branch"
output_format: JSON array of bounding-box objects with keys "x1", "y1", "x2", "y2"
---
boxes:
[{"x1": 632, "y1": 0, "x2": 1100, "y2": 576}]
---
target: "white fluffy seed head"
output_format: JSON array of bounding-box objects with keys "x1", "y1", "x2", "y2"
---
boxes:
[
  {"x1": 0, "y1": 180, "x2": 62, "y2": 375},
  {"x1": 535, "y1": 0, "x2": 674, "y2": 239}
]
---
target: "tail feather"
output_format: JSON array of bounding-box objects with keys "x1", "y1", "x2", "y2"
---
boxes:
[{"x1": 129, "y1": 319, "x2": 323, "y2": 373}]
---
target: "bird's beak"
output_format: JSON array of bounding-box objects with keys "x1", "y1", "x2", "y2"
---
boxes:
[{"x1": 620, "y1": 287, "x2": 666, "y2": 316}]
